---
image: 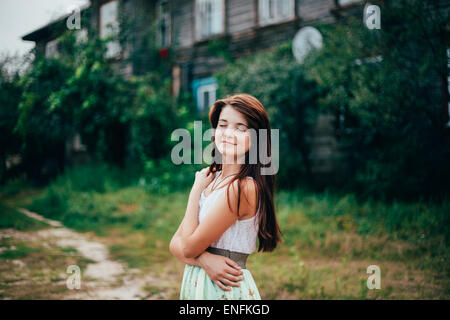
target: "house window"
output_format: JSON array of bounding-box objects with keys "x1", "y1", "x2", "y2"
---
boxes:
[
  {"x1": 258, "y1": 0, "x2": 294, "y2": 26},
  {"x1": 195, "y1": 0, "x2": 224, "y2": 40},
  {"x1": 100, "y1": 0, "x2": 120, "y2": 58},
  {"x1": 198, "y1": 84, "x2": 217, "y2": 111},
  {"x1": 157, "y1": 0, "x2": 171, "y2": 48},
  {"x1": 192, "y1": 77, "x2": 218, "y2": 112},
  {"x1": 45, "y1": 39, "x2": 59, "y2": 58},
  {"x1": 75, "y1": 28, "x2": 88, "y2": 44},
  {"x1": 338, "y1": 0, "x2": 362, "y2": 6}
]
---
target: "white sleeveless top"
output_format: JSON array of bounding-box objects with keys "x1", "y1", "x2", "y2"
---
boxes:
[{"x1": 198, "y1": 170, "x2": 260, "y2": 255}]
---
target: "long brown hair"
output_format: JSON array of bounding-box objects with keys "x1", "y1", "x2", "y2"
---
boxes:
[{"x1": 208, "y1": 93, "x2": 282, "y2": 252}]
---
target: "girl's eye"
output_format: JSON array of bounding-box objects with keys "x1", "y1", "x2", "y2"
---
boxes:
[{"x1": 218, "y1": 124, "x2": 247, "y2": 132}]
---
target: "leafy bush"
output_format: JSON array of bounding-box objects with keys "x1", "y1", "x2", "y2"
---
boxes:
[
  {"x1": 8, "y1": 24, "x2": 186, "y2": 185},
  {"x1": 304, "y1": 1, "x2": 450, "y2": 200},
  {"x1": 0, "y1": 55, "x2": 22, "y2": 183}
]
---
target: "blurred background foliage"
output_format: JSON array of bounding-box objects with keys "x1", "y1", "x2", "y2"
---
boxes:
[
  {"x1": 302, "y1": 1, "x2": 450, "y2": 201},
  {"x1": 0, "y1": 0, "x2": 448, "y2": 201},
  {"x1": 1, "y1": 17, "x2": 201, "y2": 192}
]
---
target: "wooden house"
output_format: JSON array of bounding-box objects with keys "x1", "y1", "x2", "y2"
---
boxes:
[{"x1": 22, "y1": 0, "x2": 372, "y2": 181}]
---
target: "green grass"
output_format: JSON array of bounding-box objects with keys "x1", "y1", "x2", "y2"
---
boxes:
[
  {"x1": 0, "y1": 203, "x2": 49, "y2": 231},
  {"x1": 0, "y1": 237, "x2": 96, "y2": 299},
  {"x1": 1, "y1": 162, "x2": 448, "y2": 299},
  {"x1": 0, "y1": 239, "x2": 43, "y2": 260},
  {"x1": 0, "y1": 175, "x2": 30, "y2": 199}
]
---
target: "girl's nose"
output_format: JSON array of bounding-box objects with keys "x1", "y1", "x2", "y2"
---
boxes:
[{"x1": 225, "y1": 126, "x2": 238, "y2": 137}]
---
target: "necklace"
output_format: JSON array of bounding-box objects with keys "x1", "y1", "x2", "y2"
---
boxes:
[{"x1": 210, "y1": 172, "x2": 238, "y2": 192}]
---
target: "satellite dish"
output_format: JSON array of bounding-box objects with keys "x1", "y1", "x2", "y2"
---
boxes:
[{"x1": 292, "y1": 26, "x2": 323, "y2": 64}]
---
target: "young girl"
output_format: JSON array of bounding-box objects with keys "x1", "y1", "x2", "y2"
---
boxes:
[{"x1": 169, "y1": 93, "x2": 282, "y2": 300}]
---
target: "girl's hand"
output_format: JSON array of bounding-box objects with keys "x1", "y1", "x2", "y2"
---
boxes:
[
  {"x1": 192, "y1": 167, "x2": 216, "y2": 193},
  {"x1": 197, "y1": 252, "x2": 244, "y2": 291}
]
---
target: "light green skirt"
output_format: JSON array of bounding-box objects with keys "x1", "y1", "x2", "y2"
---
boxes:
[{"x1": 180, "y1": 264, "x2": 261, "y2": 300}]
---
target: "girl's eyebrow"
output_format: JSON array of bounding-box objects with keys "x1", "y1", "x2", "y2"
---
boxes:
[{"x1": 219, "y1": 119, "x2": 248, "y2": 127}]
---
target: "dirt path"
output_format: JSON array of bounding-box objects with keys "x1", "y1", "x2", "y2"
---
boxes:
[{"x1": 0, "y1": 208, "x2": 174, "y2": 300}]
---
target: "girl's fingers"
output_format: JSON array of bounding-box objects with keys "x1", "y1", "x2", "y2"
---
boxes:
[
  {"x1": 225, "y1": 266, "x2": 243, "y2": 277},
  {"x1": 214, "y1": 280, "x2": 231, "y2": 291},
  {"x1": 223, "y1": 272, "x2": 244, "y2": 283},
  {"x1": 225, "y1": 258, "x2": 242, "y2": 271},
  {"x1": 220, "y1": 278, "x2": 240, "y2": 288}
]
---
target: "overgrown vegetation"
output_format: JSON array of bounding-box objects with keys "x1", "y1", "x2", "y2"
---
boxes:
[
  {"x1": 1, "y1": 12, "x2": 198, "y2": 188},
  {"x1": 303, "y1": 1, "x2": 450, "y2": 200},
  {"x1": 1, "y1": 163, "x2": 447, "y2": 299}
]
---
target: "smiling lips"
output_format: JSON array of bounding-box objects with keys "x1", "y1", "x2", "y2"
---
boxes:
[{"x1": 222, "y1": 141, "x2": 236, "y2": 145}]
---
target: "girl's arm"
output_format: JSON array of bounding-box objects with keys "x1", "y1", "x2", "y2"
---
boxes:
[
  {"x1": 180, "y1": 177, "x2": 256, "y2": 259},
  {"x1": 169, "y1": 216, "x2": 204, "y2": 266},
  {"x1": 170, "y1": 219, "x2": 244, "y2": 291}
]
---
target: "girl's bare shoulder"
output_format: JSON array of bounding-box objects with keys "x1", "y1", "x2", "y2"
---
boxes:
[{"x1": 227, "y1": 177, "x2": 258, "y2": 219}]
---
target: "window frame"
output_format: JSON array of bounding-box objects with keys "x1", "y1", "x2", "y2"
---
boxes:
[
  {"x1": 194, "y1": 0, "x2": 226, "y2": 42},
  {"x1": 99, "y1": 0, "x2": 121, "y2": 59},
  {"x1": 257, "y1": 0, "x2": 295, "y2": 27},
  {"x1": 45, "y1": 39, "x2": 59, "y2": 58},
  {"x1": 197, "y1": 83, "x2": 218, "y2": 112},
  {"x1": 337, "y1": 0, "x2": 363, "y2": 7},
  {"x1": 157, "y1": 0, "x2": 171, "y2": 48}
]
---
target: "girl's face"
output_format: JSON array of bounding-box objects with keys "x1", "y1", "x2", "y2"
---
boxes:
[{"x1": 215, "y1": 106, "x2": 251, "y2": 163}]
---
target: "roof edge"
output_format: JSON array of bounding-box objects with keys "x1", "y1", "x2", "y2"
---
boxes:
[{"x1": 22, "y1": 3, "x2": 91, "y2": 42}]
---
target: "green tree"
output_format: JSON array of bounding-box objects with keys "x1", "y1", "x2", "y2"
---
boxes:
[
  {"x1": 0, "y1": 55, "x2": 22, "y2": 183},
  {"x1": 304, "y1": 0, "x2": 450, "y2": 199},
  {"x1": 14, "y1": 53, "x2": 72, "y2": 184},
  {"x1": 47, "y1": 31, "x2": 132, "y2": 167}
]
